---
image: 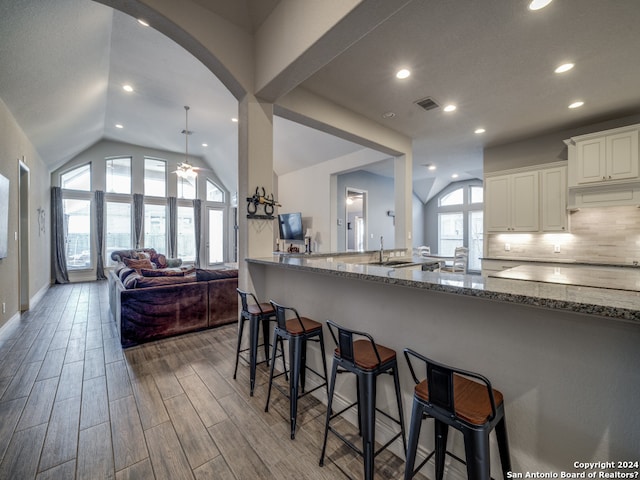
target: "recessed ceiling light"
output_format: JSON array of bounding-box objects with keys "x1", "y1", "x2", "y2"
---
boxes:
[
  {"x1": 396, "y1": 68, "x2": 411, "y2": 79},
  {"x1": 474, "y1": 128, "x2": 486, "y2": 134},
  {"x1": 122, "y1": 84, "x2": 133, "y2": 92},
  {"x1": 528, "y1": 0, "x2": 552, "y2": 10},
  {"x1": 568, "y1": 101, "x2": 584, "y2": 109},
  {"x1": 451, "y1": 173, "x2": 459, "y2": 179},
  {"x1": 428, "y1": 165, "x2": 436, "y2": 171},
  {"x1": 202, "y1": 143, "x2": 208, "y2": 147},
  {"x1": 382, "y1": 111, "x2": 396, "y2": 119},
  {"x1": 115, "y1": 124, "x2": 123, "y2": 129},
  {"x1": 231, "y1": 118, "x2": 238, "y2": 123},
  {"x1": 137, "y1": 19, "x2": 149, "y2": 27},
  {"x1": 443, "y1": 104, "x2": 457, "y2": 113},
  {"x1": 555, "y1": 63, "x2": 574, "y2": 73}
]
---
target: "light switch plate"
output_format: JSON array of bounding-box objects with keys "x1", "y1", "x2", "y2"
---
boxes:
[
  {"x1": 554, "y1": 244, "x2": 561, "y2": 253},
  {"x1": 504, "y1": 243, "x2": 511, "y2": 251}
]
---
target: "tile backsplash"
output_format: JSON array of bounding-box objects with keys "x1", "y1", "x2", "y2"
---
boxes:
[{"x1": 486, "y1": 205, "x2": 640, "y2": 265}]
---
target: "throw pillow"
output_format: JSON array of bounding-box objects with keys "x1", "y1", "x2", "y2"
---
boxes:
[{"x1": 123, "y1": 257, "x2": 153, "y2": 271}]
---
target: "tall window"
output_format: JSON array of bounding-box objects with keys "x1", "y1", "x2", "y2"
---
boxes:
[
  {"x1": 177, "y1": 206, "x2": 195, "y2": 262},
  {"x1": 144, "y1": 204, "x2": 166, "y2": 253},
  {"x1": 144, "y1": 158, "x2": 166, "y2": 197},
  {"x1": 436, "y1": 182, "x2": 483, "y2": 272},
  {"x1": 178, "y1": 177, "x2": 196, "y2": 200},
  {"x1": 206, "y1": 180, "x2": 224, "y2": 202},
  {"x1": 63, "y1": 199, "x2": 91, "y2": 269},
  {"x1": 106, "y1": 157, "x2": 131, "y2": 194},
  {"x1": 208, "y1": 209, "x2": 224, "y2": 264},
  {"x1": 106, "y1": 202, "x2": 132, "y2": 266},
  {"x1": 61, "y1": 164, "x2": 91, "y2": 191}
]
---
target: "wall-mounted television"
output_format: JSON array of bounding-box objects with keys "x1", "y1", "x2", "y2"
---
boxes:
[{"x1": 278, "y1": 212, "x2": 304, "y2": 240}]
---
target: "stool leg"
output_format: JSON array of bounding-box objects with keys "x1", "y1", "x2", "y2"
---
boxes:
[
  {"x1": 318, "y1": 330, "x2": 329, "y2": 393},
  {"x1": 261, "y1": 318, "x2": 270, "y2": 367},
  {"x1": 356, "y1": 378, "x2": 363, "y2": 436},
  {"x1": 264, "y1": 330, "x2": 281, "y2": 413},
  {"x1": 463, "y1": 428, "x2": 491, "y2": 480},
  {"x1": 289, "y1": 336, "x2": 303, "y2": 439},
  {"x1": 278, "y1": 336, "x2": 289, "y2": 381},
  {"x1": 233, "y1": 317, "x2": 246, "y2": 380},
  {"x1": 249, "y1": 316, "x2": 260, "y2": 396},
  {"x1": 404, "y1": 398, "x2": 425, "y2": 480},
  {"x1": 360, "y1": 372, "x2": 376, "y2": 480},
  {"x1": 495, "y1": 415, "x2": 511, "y2": 479},
  {"x1": 392, "y1": 365, "x2": 407, "y2": 456},
  {"x1": 300, "y1": 338, "x2": 307, "y2": 393},
  {"x1": 319, "y1": 359, "x2": 339, "y2": 467},
  {"x1": 435, "y1": 419, "x2": 449, "y2": 480}
]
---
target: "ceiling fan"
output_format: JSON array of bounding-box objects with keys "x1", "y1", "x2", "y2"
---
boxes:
[{"x1": 172, "y1": 106, "x2": 205, "y2": 179}]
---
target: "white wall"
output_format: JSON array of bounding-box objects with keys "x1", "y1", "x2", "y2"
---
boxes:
[
  {"x1": 0, "y1": 98, "x2": 51, "y2": 328},
  {"x1": 278, "y1": 148, "x2": 390, "y2": 253}
]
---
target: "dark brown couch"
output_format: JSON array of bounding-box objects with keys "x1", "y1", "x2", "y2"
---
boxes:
[{"x1": 108, "y1": 250, "x2": 238, "y2": 347}]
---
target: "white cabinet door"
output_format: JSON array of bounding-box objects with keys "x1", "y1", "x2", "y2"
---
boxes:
[
  {"x1": 485, "y1": 175, "x2": 511, "y2": 232},
  {"x1": 511, "y1": 172, "x2": 539, "y2": 231},
  {"x1": 541, "y1": 166, "x2": 568, "y2": 231},
  {"x1": 485, "y1": 172, "x2": 538, "y2": 232},
  {"x1": 607, "y1": 129, "x2": 638, "y2": 181},
  {"x1": 576, "y1": 137, "x2": 605, "y2": 184}
]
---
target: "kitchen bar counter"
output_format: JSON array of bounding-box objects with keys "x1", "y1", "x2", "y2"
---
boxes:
[
  {"x1": 247, "y1": 255, "x2": 640, "y2": 324},
  {"x1": 246, "y1": 253, "x2": 640, "y2": 472}
]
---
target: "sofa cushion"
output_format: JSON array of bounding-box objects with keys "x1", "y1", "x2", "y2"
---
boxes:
[
  {"x1": 141, "y1": 267, "x2": 185, "y2": 277},
  {"x1": 123, "y1": 257, "x2": 154, "y2": 271},
  {"x1": 118, "y1": 267, "x2": 137, "y2": 282},
  {"x1": 135, "y1": 272, "x2": 197, "y2": 288},
  {"x1": 122, "y1": 273, "x2": 141, "y2": 289},
  {"x1": 196, "y1": 268, "x2": 239, "y2": 282}
]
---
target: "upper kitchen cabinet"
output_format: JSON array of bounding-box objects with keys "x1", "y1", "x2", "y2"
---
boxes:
[
  {"x1": 485, "y1": 163, "x2": 568, "y2": 233},
  {"x1": 485, "y1": 170, "x2": 539, "y2": 232},
  {"x1": 568, "y1": 125, "x2": 639, "y2": 187}
]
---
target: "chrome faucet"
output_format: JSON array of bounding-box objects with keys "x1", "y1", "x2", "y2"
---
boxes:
[{"x1": 379, "y1": 236, "x2": 384, "y2": 263}]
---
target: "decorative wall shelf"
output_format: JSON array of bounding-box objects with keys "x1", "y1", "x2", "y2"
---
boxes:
[{"x1": 246, "y1": 214, "x2": 275, "y2": 220}]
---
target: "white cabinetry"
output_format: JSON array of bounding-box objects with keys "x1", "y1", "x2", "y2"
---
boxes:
[
  {"x1": 540, "y1": 166, "x2": 568, "y2": 231},
  {"x1": 570, "y1": 125, "x2": 639, "y2": 186},
  {"x1": 486, "y1": 171, "x2": 539, "y2": 232},
  {"x1": 485, "y1": 164, "x2": 568, "y2": 233}
]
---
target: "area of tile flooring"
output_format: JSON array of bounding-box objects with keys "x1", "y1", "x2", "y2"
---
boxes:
[{"x1": 0, "y1": 281, "x2": 426, "y2": 479}]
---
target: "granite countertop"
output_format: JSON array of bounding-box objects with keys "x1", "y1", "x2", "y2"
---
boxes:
[
  {"x1": 489, "y1": 265, "x2": 640, "y2": 292},
  {"x1": 246, "y1": 255, "x2": 640, "y2": 324}
]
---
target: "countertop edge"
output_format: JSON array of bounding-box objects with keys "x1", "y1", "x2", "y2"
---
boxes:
[{"x1": 246, "y1": 257, "x2": 640, "y2": 325}]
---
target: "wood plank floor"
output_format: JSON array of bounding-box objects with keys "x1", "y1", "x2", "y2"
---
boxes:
[{"x1": 0, "y1": 281, "x2": 427, "y2": 480}]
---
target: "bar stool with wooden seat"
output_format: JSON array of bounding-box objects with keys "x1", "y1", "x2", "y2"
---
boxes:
[
  {"x1": 264, "y1": 300, "x2": 329, "y2": 439},
  {"x1": 234, "y1": 289, "x2": 286, "y2": 396},
  {"x1": 319, "y1": 320, "x2": 407, "y2": 480},
  {"x1": 403, "y1": 348, "x2": 511, "y2": 480}
]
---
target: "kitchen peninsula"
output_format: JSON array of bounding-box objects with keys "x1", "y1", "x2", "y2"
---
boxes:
[{"x1": 246, "y1": 253, "x2": 640, "y2": 478}]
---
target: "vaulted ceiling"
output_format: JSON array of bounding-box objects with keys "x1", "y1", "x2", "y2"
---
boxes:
[{"x1": 1, "y1": 0, "x2": 639, "y2": 203}]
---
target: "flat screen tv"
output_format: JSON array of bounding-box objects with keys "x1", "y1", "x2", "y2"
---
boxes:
[{"x1": 278, "y1": 212, "x2": 304, "y2": 241}]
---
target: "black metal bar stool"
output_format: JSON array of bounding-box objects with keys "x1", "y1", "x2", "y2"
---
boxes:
[
  {"x1": 319, "y1": 320, "x2": 407, "y2": 480},
  {"x1": 403, "y1": 348, "x2": 511, "y2": 480},
  {"x1": 264, "y1": 300, "x2": 329, "y2": 439},
  {"x1": 234, "y1": 289, "x2": 286, "y2": 396}
]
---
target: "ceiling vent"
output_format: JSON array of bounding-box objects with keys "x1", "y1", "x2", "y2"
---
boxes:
[{"x1": 415, "y1": 97, "x2": 439, "y2": 111}]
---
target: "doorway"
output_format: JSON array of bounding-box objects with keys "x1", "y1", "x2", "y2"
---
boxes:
[
  {"x1": 346, "y1": 188, "x2": 367, "y2": 251},
  {"x1": 19, "y1": 161, "x2": 30, "y2": 312}
]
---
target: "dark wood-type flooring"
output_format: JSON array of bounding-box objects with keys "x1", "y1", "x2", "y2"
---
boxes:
[{"x1": 0, "y1": 281, "x2": 427, "y2": 479}]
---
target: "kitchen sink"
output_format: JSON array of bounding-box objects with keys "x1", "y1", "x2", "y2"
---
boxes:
[{"x1": 369, "y1": 260, "x2": 414, "y2": 267}]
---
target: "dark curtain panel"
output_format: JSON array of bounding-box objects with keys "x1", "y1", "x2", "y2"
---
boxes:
[
  {"x1": 94, "y1": 190, "x2": 106, "y2": 280},
  {"x1": 133, "y1": 193, "x2": 144, "y2": 248},
  {"x1": 51, "y1": 186, "x2": 69, "y2": 284},
  {"x1": 193, "y1": 199, "x2": 201, "y2": 267},
  {"x1": 168, "y1": 196, "x2": 177, "y2": 258}
]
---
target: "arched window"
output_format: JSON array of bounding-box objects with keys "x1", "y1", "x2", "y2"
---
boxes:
[
  {"x1": 206, "y1": 179, "x2": 224, "y2": 202},
  {"x1": 436, "y1": 182, "x2": 483, "y2": 272}
]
